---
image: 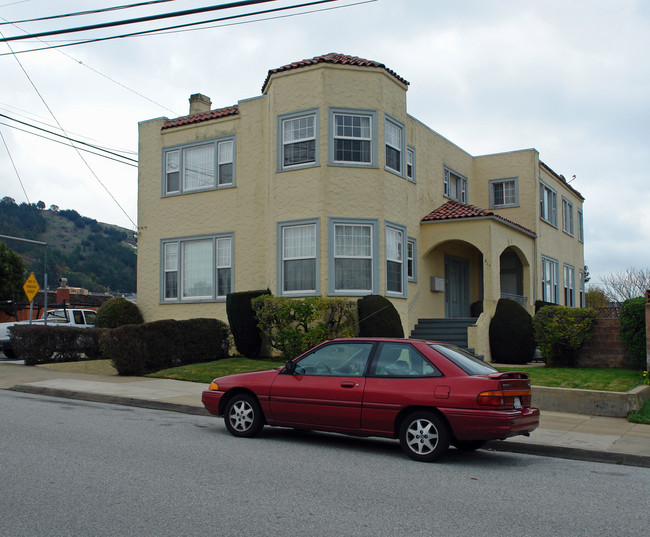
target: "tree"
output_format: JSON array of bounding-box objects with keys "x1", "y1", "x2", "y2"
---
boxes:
[
  {"x1": 585, "y1": 286, "x2": 609, "y2": 309},
  {"x1": 49, "y1": 204, "x2": 59, "y2": 211},
  {"x1": 36, "y1": 201, "x2": 46, "y2": 210},
  {"x1": 599, "y1": 267, "x2": 650, "y2": 302},
  {"x1": 0, "y1": 242, "x2": 26, "y2": 301}
]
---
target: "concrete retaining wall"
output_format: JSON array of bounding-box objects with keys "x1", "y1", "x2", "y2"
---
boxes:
[{"x1": 532, "y1": 385, "x2": 650, "y2": 418}]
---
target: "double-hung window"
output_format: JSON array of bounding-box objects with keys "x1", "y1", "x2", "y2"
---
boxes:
[
  {"x1": 406, "y1": 147, "x2": 415, "y2": 182},
  {"x1": 541, "y1": 256, "x2": 559, "y2": 304},
  {"x1": 278, "y1": 220, "x2": 319, "y2": 296},
  {"x1": 564, "y1": 264, "x2": 575, "y2": 307},
  {"x1": 577, "y1": 209, "x2": 584, "y2": 242},
  {"x1": 489, "y1": 178, "x2": 518, "y2": 208},
  {"x1": 386, "y1": 223, "x2": 406, "y2": 297},
  {"x1": 385, "y1": 117, "x2": 404, "y2": 175},
  {"x1": 562, "y1": 197, "x2": 574, "y2": 236},
  {"x1": 407, "y1": 238, "x2": 417, "y2": 281},
  {"x1": 329, "y1": 108, "x2": 377, "y2": 167},
  {"x1": 163, "y1": 136, "x2": 235, "y2": 196},
  {"x1": 444, "y1": 167, "x2": 467, "y2": 203},
  {"x1": 161, "y1": 234, "x2": 233, "y2": 302},
  {"x1": 329, "y1": 218, "x2": 378, "y2": 295},
  {"x1": 279, "y1": 110, "x2": 318, "y2": 170},
  {"x1": 540, "y1": 181, "x2": 557, "y2": 226}
]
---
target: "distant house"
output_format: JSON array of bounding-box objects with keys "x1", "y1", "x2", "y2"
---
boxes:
[{"x1": 137, "y1": 53, "x2": 584, "y2": 360}]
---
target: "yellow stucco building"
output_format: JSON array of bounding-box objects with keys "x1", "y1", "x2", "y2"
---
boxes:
[{"x1": 137, "y1": 53, "x2": 585, "y2": 360}]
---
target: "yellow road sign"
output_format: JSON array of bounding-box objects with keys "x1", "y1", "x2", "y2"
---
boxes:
[{"x1": 23, "y1": 272, "x2": 40, "y2": 302}]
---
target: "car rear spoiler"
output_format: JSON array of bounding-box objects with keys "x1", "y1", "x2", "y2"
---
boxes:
[{"x1": 487, "y1": 372, "x2": 529, "y2": 380}]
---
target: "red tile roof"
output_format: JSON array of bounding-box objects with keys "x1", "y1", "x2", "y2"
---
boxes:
[
  {"x1": 261, "y1": 53, "x2": 409, "y2": 93},
  {"x1": 161, "y1": 105, "x2": 239, "y2": 130},
  {"x1": 422, "y1": 200, "x2": 536, "y2": 236}
]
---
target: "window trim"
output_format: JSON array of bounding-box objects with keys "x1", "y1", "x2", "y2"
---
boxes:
[
  {"x1": 162, "y1": 136, "x2": 236, "y2": 197},
  {"x1": 277, "y1": 218, "x2": 320, "y2": 297},
  {"x1": 489, "y1": 177, "x2": 519, "y2": 208},
  {"x1": 160, "y1": 233, "x2": 234, "y2": 303},
  {"x1": 540, "y1": 180, "x2": 558, "y2": 227},
  {"x1": 277, "y1": 109, "x2": 320, "y2": 172},
  {"x1": 443, "y1": 166, "x2": 468, "y2": 203},
  {"x1": 564, "y1": 263, "x2": 575, "y2": 307},
  {"x1": 385, "y1": 221, "x2": 407, "y2": 298},
  {"x1": 384, "y1": 114, "x2": 406, "y2": 177},
  {"x1": 407, "y1": 237, "x2": 417, "y2": 282},
  {"x1": 328, "y1": 217, "x2": 379, "y2": 296},
  {"x1": 406, "y1": 146, "x2": 416, "y2": 183},
  {"x1": 577, "y1": 209, "x2": 584, "y2": 243},
  {"x1": 541, "y1": 255, "x2": 559, "y2": 304},
  {"x1": 562, "y1": 197, "x2": 574, "y2": 236},
  {"x1": 328, "y1": 107, "x2": 378, "y2": 168}
]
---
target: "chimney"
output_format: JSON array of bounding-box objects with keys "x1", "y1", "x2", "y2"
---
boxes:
[
  {"x1": 189, "y1": 93, "x2": 211, "y2": 115},
  {"x1": 57, "y1": 278, "x2": 70, "y2": 304}
]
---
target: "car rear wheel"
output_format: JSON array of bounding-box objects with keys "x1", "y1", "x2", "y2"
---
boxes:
[
  {"x1": 224, "y1": 394, "x2": 264, "y2": 438},
  {"x1": 399, "y1": 411, "x2": 450, "y2": 462},
  {"x1": 451, "y1": 439, "x2": 486, "y2": 451}
]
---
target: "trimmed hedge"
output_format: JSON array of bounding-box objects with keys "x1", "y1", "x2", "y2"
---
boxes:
[
  {"x1": 489, "y1": 299, "x2": 535, "y2": 364},
  {"x1": 226, "y1": 289, "x2": 271, "y2": 358},
  {"x1": 99, "y1": 318, "x2": 230, "y2": 375},
  {"x1": 619, "y1": 297, "x2": 646, "y2": 369},
  {"x1": 9, "y1": 325, "x2": 102, "y2": 365},
  {"x1": 533, "y1": 306, "x2": 598, "y2": 367},
  {"x1": 357, "y1": 295, "x2": 404, "y2": 338},
  {"x1": 94, "y1": 297, "x2": 144, "y2": 329}
]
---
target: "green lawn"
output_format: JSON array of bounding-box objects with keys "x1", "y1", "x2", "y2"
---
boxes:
[
  {"x1": 148, "y1": 358, "x2": 646, "y2": 393},
  {"x1": 628, "y1": 400, "x2": 650, "y2": 424}
]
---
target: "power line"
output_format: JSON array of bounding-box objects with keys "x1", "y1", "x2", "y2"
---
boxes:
[
  {"x1": 0, "y1": 0, "x2": 179, "y2": 26},
  {"x1": 0, "y1": 0, "x2": 281, "y2": 42}
]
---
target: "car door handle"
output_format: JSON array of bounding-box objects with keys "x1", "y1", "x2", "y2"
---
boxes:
[{"x1": 340, "y1": 382, "x2": 358, "y2": 388}]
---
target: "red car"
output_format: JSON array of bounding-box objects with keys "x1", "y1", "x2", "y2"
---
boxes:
[{"x1": 202, "y1": 338, "x2": 539, "y2": 462}]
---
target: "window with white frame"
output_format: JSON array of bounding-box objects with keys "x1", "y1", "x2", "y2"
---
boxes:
[
  {"x1": 489, "y1": 178, "x2": 518, "y2": 208},
  {"x1": 279, "y1": 111, "x2": 318, "y2": 170},
  {"x1": 540, "y1": 181, "x2": 557, "y2": 226},
  {"x1": 161, "y1": 234, "x2": 233, "y2": 302},
  {"x1": 541, "y1": 256, "x2": 559, "y2": 304},
  {"x1": 385, "y1": 117, "x2": 403, "y2": 174},
  {"x1": 386, "y1": 224, "x2": 406, "y2": 296},
  {"x1": 163, "y1": 137, "x2": 234, "y2": 195},
  {"x1": 406, "y1": 147, "x2": 415, "y2": 182},
  {"x1": 279, "y1": 221, "x2": 318, "y2": 295},
  {"x1": 562, "y1": 197, "x2": 574, "y2": 236},
  {"x1": 444, "y1": 167, "x2": 467, "y2": 203},
  {"x1": 578, "y1": 209, "x2": 584, "y2": 243},
  {"x1": 564, "y1": 264, "x2": 575, "y2": 306},
  {"x1": 330, "y1": 108, "x2": 376, "y2": 166},
  {"x1": 407, "y1": 238, "x2": 416, "y2": 281},
  {"x1": 329, "y1": 219, "x2": 378, "y2": 294}
]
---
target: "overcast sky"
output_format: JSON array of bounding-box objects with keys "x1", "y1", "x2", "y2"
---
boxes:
[{"x1": 1, "y1": 0, "x2": 648, "y2": 286}]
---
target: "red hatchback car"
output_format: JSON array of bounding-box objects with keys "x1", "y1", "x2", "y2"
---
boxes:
[{"x1": 202, "y1": 338, "x2": 539, "y2": 462}]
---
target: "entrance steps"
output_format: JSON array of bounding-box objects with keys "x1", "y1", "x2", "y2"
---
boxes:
[{"x1": 409, "y1": 318, "x2": 478, "y2": 351}]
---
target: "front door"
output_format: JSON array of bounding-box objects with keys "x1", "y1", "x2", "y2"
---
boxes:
[{"x1": 445, "y1": 255, "x2": 470, "y2": 317}]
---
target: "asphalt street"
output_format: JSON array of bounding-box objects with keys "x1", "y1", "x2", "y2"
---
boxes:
[{"x1": 2, "y1": 390, "x2": 649, "y2": 537}]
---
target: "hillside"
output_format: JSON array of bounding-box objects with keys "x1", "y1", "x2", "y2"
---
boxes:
[{"x1": 0, "y1": 197, "x2": 136, "y2": 293}]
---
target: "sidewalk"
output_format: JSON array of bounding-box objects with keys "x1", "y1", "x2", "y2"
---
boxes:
[{"x1": 2, "y1": 360, "x2": 649, "y2": 467}]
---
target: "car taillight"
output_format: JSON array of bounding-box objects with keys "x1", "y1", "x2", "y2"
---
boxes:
[{"x1": 477, "y1": 390, "x2": 531, "y2": 409}]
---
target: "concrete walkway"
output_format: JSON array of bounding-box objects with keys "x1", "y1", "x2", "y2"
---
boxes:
[{"x1": 1, "y1": 361, "x2": 649, "y2": 467}]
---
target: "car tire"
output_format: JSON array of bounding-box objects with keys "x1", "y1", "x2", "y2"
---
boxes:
[
  {"x1": 451, "y1": 439, "x2": 486, "y2": 451},
  {"x1": 399, "y1": 411, "x2": 450, "y2": 462},
  {"x1": 224, "y1": 394, "x2": 264, "y2": 438}
]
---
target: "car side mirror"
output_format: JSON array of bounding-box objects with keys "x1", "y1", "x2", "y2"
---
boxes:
[{"x1": 284, "y1": 360, "x2": 296, "y2": 374}]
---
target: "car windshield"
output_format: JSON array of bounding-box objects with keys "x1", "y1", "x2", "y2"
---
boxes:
[{"x1": 429, "y1": 344, "x2": 498, "y2": 375}]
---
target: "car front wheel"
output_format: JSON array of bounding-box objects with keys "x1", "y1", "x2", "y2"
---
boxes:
[
  {"x1": 224, "y1": 394, "x2": 264, "y2": 438},
  {"x1": 399, "y1": 411, "x2": 449, "y2": 462}
]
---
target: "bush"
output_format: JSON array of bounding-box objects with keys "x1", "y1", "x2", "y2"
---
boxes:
[
  {"x1": 100, "y1": 318, "x2": 230, "y2": 375},
  {"x1": 533, "y1": 306, "x2": 598, "y2": 367},
  {"x1": 535, "y1": 300, "x2": 556, "y2": 313},
  {"x1": 251, "y1": 296, "x2": 357, "y2": 360},
  {"x1": 9, "y1": 325, "x2": 102, "y2": 365},
  {"x1": 94, "y1": 297, "x2": 144, "y2": 329},
  {"x1": 489, "y1": 299, "x2": 535, "y2": 364},
  {"x1": 357, "y1": 295, "x2": 404, "y2": 338},
  {"x1": 619, "y1": 297, "x2": 646, "y2": 369},
  {"x1": 226, "y1": 289, "x2": 271, "y2": 358}
]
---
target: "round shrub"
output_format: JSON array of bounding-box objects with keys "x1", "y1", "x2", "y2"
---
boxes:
[
  {"x1": 226, "y1": 289, "x2": 270, "y2": 358},
  {"x1": 489, "y1": 299, "x2": 535, "y2": 364},
  {"x1": 357, "y1": 295, "x2": 404, "y2": 338},
  {"x1": 619, "y1": 296, "x2": 646, "y2": 369},
  {"x1": 94, "y1": 297, "x2": 144, "y2": 329}
]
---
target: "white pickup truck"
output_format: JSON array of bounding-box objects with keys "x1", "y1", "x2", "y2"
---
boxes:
[{"x1": 0, "y1": 308, "x2": 97, "y2": 359}]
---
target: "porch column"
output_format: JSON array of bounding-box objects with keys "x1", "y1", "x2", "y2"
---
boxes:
[{"x1": 482, "y1": 246, "x2": 501, "y2": 316}]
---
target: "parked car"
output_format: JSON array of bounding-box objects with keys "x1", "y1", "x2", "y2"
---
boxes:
[
  {"x1": 0, "y1": 308, "x2": 97, "y2": 359},
  {"x1": 202, "y1": 338, "x2": 539, "y2": 462}
]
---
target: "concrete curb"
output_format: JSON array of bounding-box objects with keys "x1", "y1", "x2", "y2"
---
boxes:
[
  {"x1": 485, "y1": 439, "x2": 650, "y2": 469},
  {"x1": 10, "y1": 384, "x2": 211, "y2": 416}
]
